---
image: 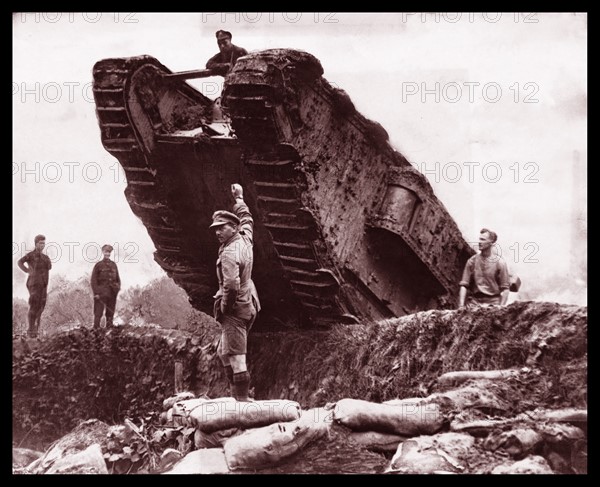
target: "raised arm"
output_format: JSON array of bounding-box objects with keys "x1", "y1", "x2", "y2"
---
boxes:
[{"x1": 231, "y1": 183, "x2": 254, "y2": 243}]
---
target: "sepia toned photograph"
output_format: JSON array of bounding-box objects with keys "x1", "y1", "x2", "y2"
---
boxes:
[{"x1": 13, "y1": 12, "x2": 587, "y2": 474}]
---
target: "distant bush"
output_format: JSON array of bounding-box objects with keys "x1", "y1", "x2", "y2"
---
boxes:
[
  {"x1": 12, "y1": 275, "x2": 214, "y2": 338},
  {"x1": 118, "y1": 277, "x2": 212, "y2": 331}
]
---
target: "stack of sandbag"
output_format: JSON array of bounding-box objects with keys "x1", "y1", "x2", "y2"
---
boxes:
[
  {"x1": 223, "y1": 407, "x2": 332, "y2": 470},
  {"x1": 332, "y1": 398, "x2": 446, "y2": 454},
  {"x1": 163, "y1": 399, "x2": 331, "y2": 473}
]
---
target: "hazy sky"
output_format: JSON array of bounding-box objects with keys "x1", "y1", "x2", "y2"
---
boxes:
[{"x1": 13, "y1": 12, "x2": 587, "y2": 305}]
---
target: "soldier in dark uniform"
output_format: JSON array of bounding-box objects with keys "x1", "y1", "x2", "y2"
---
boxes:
[
  {"x1": 211, "y1": 183, "x2": 261, "y2": 401},
  {"x1": 206, "y1": 30, "x2": 248, "y2": 76},
  {"x1": 91, "y1": 244, "x2": 121, "y2": 328},
  {"x1": 17, "y1": 234, "x2": 52, "y2": 338}
]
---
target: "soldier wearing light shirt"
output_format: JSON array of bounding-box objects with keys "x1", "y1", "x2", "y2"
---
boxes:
[{"x1": 458, "y1": 228, "x2": 510, "y2": 308}]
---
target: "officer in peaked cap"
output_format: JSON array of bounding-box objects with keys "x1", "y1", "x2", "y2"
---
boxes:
[
  {"x1": 211, "y1": 184, "x2": 261, "y2": 401},
  {"x1": 209, "y1": 210, "x2": 240, "y2": 229},
  {"x1": 91, "y1": 243, "x2": 121, "y2": 329},
  {"x1": 206, "y1": 30, "x2": 248, "y2": 76}
]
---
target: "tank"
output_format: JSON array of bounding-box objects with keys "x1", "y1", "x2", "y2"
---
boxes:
[{"x1": 93, "y1": 50, "x2": 474, "y2": 329}]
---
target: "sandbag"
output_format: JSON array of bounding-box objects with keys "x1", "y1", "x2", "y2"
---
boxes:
[
  {"x1": 172, "y1": 398, "x2": 206, "y2": 418},
  {"x1": 173, "y1": 397, "x2": 235, "y2": 417},
  {"x1": 223, "y1": 407, "x2": 331, "y2": 470},
  {"x1": 163, "y1": 449, "x2": 230, "y2": 475},
  {"x1": 333, "y1": 398, "x2": 445, "y2": 436},
  {"x1": 349, "y1": 431, "x2": 408, "y2": 452},
  {"x1": 195, "y1": 427, "x2": 241, "y2": 449},
  {"x1": 172, "y1": 397, "x2": 235, "y2": 427},
  {"x1": 484, "y1": 428, "x2": 543, "y2": 458},
  {"x1": 491, "y1": 455, "x2": 553, "y2": 474},
  {"x1": 426, "y1": 384, "x2": 510, "y2": 412},
  {"x1": 527, "y1": 407, "x2": 587, "y2": 424},
  {"x1": 191, "y1": 399, "x2": 301, "y2": 433},
  {"x1": 162, "y1": 391, "x2": 195, "y2": 411},
  {"x1": 407, "y1": 433, "x2": 475, "y2": 460},
  {"x1": 536, "y1": 422, "x2": 585, "y2": 444},
  {"x1": 387, "y1": 439, "x2": 463, "y2": 474},
  {"x1": 160, "y1": 448, "x2": 182, "y2": 470}
]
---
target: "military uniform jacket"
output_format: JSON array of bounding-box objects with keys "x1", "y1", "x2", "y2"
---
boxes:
[
  {"x1": 91, "y1": 258, "x2": 121, "y2": 295},
  {"x1": 214, "y1": 200, "x2": 261, "y2": 320},
  {"x1": 206, "y1": 45, "x2": 248, "y2": 76},
  {"x1": 19, "y1": 250, "x2": 52, "y2": 289}
]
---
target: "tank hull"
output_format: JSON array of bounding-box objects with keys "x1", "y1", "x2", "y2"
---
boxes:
[{"x1": 93, "y1": 51, "x2": 474, "y2": 328}]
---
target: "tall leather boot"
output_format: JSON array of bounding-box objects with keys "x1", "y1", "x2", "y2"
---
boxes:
[{"x1": 232, "y1": 371, "x2": 251, "y2": 402}]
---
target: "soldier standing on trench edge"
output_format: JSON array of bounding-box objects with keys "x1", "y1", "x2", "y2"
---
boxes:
[
  {"x1": 211, "y1": 183, "x2": 261, "y2": 401},
  {"x1": 91, "y1": 244, "x2": 121, "y2": 328},
  {"x1": 17, "y1": 234, "x2": 52, "y2": 338},
  {"x1": 458, "y1": 228, "x2": 510, "y2": 308}
]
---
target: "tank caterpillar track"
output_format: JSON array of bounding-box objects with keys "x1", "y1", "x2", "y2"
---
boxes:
[{"x1": 93, "y1": 57, "x2": 215, "y2": 313}]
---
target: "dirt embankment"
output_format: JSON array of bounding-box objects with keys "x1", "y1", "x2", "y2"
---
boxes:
[
  {"x1": 255, "y1": 300, "x2": 587, "y2": 409},
  {"x1": 13, "y1": 301, "x2": 586, "y2": 451}
]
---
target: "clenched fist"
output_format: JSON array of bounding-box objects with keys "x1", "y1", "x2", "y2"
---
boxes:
[{"x1": 231, "y1": 183, "x2": 244, "y2": 200}]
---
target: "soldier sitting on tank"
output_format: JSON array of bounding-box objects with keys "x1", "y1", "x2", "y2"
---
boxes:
[
  {"x1": 206, "y1": 30, "x2": 248, "y2": 76},
  {"x1": 91, "y1": 244, "x2": 121, "y2": 328},
  {"x1": 458, "y1": 228, "x2": 510, "y2": 308}
]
